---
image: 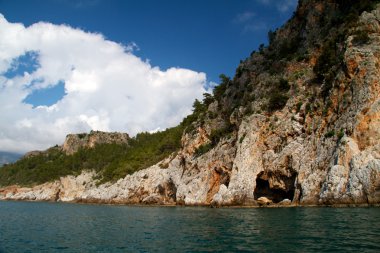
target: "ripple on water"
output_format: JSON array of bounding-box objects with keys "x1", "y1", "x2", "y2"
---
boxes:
[{"x1": 0, "y1": 202, "x2": 379, "y2": 252}]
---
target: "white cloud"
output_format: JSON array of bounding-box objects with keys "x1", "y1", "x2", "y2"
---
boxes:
[
  {"x1": 125, "y1": 42, "x2": 140, "y2": 52},
  {"x1": 233, "y1": 11, "x2": 264, "y2": 34},
  {"x1": 234, "y1": 11, "x2": 255, "y2": 23},
  {"x1": 255, "y1": 0, "x2": 297, "y2": 13},
  {"x1": 0, "y1": 14, "x2": 207, "y2": 153},
  {"x1": 276, "y1": 0, "x2": 297, "y2": 13}
]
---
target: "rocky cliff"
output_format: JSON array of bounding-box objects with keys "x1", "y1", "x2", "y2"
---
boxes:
[
  {"x1": 62, "y1": 131, "x2": 130, "y2": 155},
  {"x1": 1, "y1": 0, "x2": 379, "y2": 206}
]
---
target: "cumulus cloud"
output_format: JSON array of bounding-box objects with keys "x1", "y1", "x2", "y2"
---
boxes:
[{"x1": 0, "y1": 14, "x2": 207, "y2": 153}]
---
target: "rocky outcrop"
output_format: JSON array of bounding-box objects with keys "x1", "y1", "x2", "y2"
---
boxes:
[
  {"x1": 62, "y1": 131, "x2": 129, "y2": 155},
  {"x1": 0, "y1": 171, "x2": 95, "y2": 202},
  {"x1": 1, "y1": 1, "x2": 380, "y2": 207}
]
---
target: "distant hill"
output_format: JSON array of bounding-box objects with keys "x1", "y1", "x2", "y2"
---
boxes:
[{"x1": 0, "y1": 152, "x2": 22, "y2": 167}]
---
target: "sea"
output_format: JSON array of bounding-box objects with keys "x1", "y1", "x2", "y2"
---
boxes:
[{"x1": 0, "y1": 201, "x2": 379, "y2": 252}]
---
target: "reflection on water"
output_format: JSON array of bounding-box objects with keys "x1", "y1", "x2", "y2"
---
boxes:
[{"x1": 0, "y1": 201, "x2": 379, "y2": 252}]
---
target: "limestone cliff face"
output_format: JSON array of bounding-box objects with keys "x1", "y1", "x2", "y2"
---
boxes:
[
  {"x1": 62, "y1": 131, "x2": 130, "y2": 155},
  {"x1": 1, "y1": 1, "x2": 380, "y2": 206}
]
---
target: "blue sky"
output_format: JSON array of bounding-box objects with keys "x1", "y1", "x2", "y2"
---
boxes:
[{"x1": 0, "y1": 0, "x2": 297, "y2": 153}]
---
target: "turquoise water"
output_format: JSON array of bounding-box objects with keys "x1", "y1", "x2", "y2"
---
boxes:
[{"x1": 0, "y1": 201, "x2": 379, "y2": 252}]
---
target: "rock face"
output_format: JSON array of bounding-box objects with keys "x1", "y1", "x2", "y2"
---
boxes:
[
  {"x1": 1, "y1": 1, "x2": 380, "y2": 207},
  {"x1": 62, "y1": 131, "x2": 129, "y2": 155}
]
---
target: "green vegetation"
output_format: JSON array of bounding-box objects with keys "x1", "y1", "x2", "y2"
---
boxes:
[
  {"x1": 181, "y1": 74, "x2": 232, "y2": 134},
  {"x1": 267, "y1": 92, "x2": 289, "y2": 112},
  {"x1": 0, "y1": 125, "x2": 183, "y2": 187},
  {"x1": 101, "y1": 126, "x2": 183, "y2": 183},
  {"x1": 296, "y1": 102, "x2": 303, "y2": 113},
  {"x1": 314, "y1": 0, "x2": 380, "y2": 99},
  {"x1": 210, "y1": 123, "x2": 234, "y2": 145},
  {"x1": 313, "y1": 39, "x2": 342, "y2": 98},
  {"x1": 239, "y1": 133, "x2": 247, "y2": 144},
  {"x1": 193, "y1": 122, "x2": 235, "y2": 157},
  {"x1": 324, "y1": 130, "x2": 335, "y2": 138},
  {"x1": 194, "y1": 143, "x2": 213, "y2": 157},
  {"x1": 334, "y1": 0, "x2": 380, "y2": 26},
  {"x1": 213, "y1": 74, "x2": 230, "y2": 101},
  {"x1": 278, "y1": 78, "x2": 290, "y2": 91},
  {"x1": 77, "y1": 133, "x2": 87, "y2": 139},
  {"x1": 323, "y1": 99, "x2": 332, "y2": 116},
  {"x1": 277, "y1": 35, "x2": 301, "y2": 60},
  {"x1": 305, "y1": 103, "x2": 312, "y2": 114},
  {"x1": 266, "y1": 78, "x2": 290, "y2": 112},
  {"x1": 267, "y1": 29, "x2": 276, "y2": 44},
  {"x1": 352, "y1": 30, "x2": 370, "y2": 45},
  {"x1": 337, "y1": 129, "x2": 345, "y2": 140}
]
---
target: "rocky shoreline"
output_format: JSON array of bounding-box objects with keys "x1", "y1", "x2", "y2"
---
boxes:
[{"x1": 1, "y1": 197, "x2": 379, "y2": 209}]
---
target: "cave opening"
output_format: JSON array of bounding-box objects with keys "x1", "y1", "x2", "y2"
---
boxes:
[{"x1": 254, "y1": 171, "x2": 297, "y2": 203}]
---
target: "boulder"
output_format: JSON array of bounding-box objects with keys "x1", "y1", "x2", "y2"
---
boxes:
[{"x1": 257, "y1": 197, "x2": 272, "y2": 206}]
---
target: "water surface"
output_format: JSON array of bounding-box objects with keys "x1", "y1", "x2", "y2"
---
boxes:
[{"x1": 0, "y1": 201, "x2": 379, "y2": 252}]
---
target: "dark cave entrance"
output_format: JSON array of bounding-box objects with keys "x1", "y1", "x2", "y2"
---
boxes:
[{"x1": 254, "y1": 171, "x2": 297, "y2": 203}]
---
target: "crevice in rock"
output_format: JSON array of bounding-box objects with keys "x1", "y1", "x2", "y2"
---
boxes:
[
  {"x1": 253, "y1": 170, "x2": 297, "y2": 203},
  {"x1": 214, "y1": 166, "x2": 231, "y2": 188},
  {"x1": 155, "y1": 178, "x2": 177, "y2": 203},
  {"x1": 166, "y1": 178, "x2": 177, "y2": 202},
  {"x1": 180, "y1": 155, "x2": 187, "y2": 178},
  {"x1": 295, "y1": 183, "x2": 303, "y2": 202},
  {"x1": 55, "y1": 188, "x2": 61, "y2": 202}
]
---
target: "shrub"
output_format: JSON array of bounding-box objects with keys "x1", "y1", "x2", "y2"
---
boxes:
[
  {"x1": 236, "y1": 66, "x2": 243, "y2": 78},
  {"x1": 239, "y1": 133, "x2": 247, "y2": 144},
  {"x1": 313, "y1": 40, "x2": 341, "y2": 82},
  {"x1": 277, "y1": 36, "x2": 300, "y2": 60},
  {"x1": 305, "y1": 103, "x2": 312, "y2": 114},
  {"x1": 159, "y1": 162, "x2": 169, "y2": 169},
  {"x1": 209, "y1": 123, "x2": 234, "y2": 146},
  {"x1": 268, "y1": 92, "x2": 289, "y2": 112},
  {"x1": 323, "y1": 100, "x2": 332, "y2": 116},
  {"x1": 259, "y1": 44, "x2": 265, "y2": 53},
  {"x1": 208, "y1": 111, "x2": 217, "y2": 119},
  {"x1": 212, "y1": 74, "x2": 230, "y2": 102},
  {"x1": 192, "y1": 122, "x2": 236, "y2": 157},
  {"x1": 296, "y1": 102, "x2": 303, "y2": 112},
  {"x1": 279, "y1": 78, "x2": 290, "y2": 91},
  {"x1": 268, "y1": 29, "x2": 276, "y2": 44},
  {"x1": 337, "y1": 129, "x2": 345, "y2": 140},
  {"x1": 202, "y1": 93, "x2": 214, "y2": 106},
  {"x1": 352, "y1": 30, "x2": 370, "y2": 45},
  {"x1": 244, "y1": 105, "x2": 253, "y2": 116},
  {"x1": 194, "y1": 143, "x2": 213, "y2": 157},
  {"x1": 192, "y1": 99, "x2": 206, "y2": 115},
  {"x1": 325, "y1": 130, "x2": 335, "y2": 138},
  {"x1": 77, "y1": 133, "x2": 87, "y2": 139},
  {"x1": 332, "y1": 0, "x2": 380, "y2": 28}
]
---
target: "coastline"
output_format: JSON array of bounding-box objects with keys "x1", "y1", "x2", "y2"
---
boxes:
[{"x1": 1, "y1": 198, "x2": 379, "y2": 209}]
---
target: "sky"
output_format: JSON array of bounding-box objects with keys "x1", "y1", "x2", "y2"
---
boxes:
[{"x1": 0, "y1": 0, "x2": 297, "y2": 154}]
